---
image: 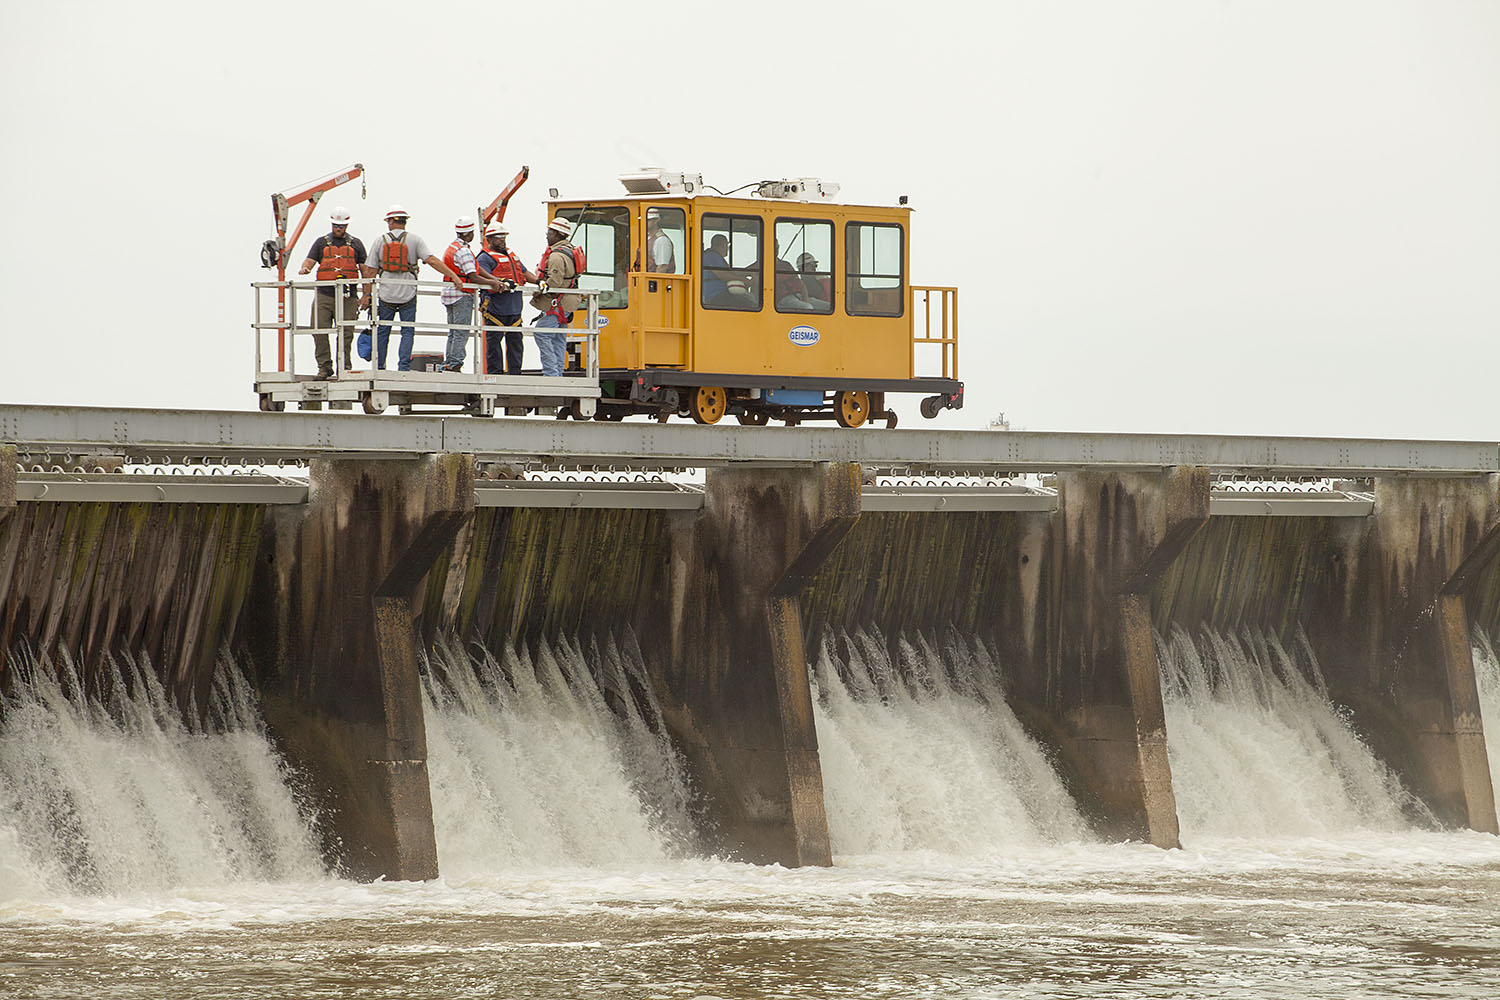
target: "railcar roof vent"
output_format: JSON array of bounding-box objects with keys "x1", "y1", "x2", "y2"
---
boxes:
[{"x1": 619, "y1": 168, "x2": 703, "y2": 195}]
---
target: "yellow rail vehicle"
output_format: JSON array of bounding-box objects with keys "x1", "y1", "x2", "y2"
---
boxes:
[{"x1": 551, "y1": 175, "x2": 962, "y2": 427}]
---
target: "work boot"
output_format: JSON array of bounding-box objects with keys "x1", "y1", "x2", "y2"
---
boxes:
[{"x1": 316, "y1": 367, "x2": 334, "y2": 380}]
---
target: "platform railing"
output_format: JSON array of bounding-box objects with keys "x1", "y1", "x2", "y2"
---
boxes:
[
  {"x1": 910, "y1": 285, "x2": 959, "y2": 381},
  {"x1": 251, "y1": 278, "x2": 601, "y2": 382}
]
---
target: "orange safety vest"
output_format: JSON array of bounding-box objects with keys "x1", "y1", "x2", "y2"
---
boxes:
[
  {"x1": 316, "y1": 238, "x2": 360, "y2": 283},
  {"x1": 482, "y1": 247, "x2": 526, "y2": 284},
  {"x1": 442, "y1": 238, "x2": 477, "y2": 290},
  {"x1": 378, "y1": 232, "x2": 418, "y2": 274}
]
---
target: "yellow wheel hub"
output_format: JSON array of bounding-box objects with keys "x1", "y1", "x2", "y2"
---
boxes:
[
  {"x1": 834, "y1": 390, "x2": 870, "y2": 428},
  {"x1": 690, "y1": 386, "x2": 727, "y2": 424}
]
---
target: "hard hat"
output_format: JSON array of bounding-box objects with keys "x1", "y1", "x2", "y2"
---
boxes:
[
  {"x1": 329, "y1": 207, "x2": 351, "y2": 225},
  {"x1": 484, "y1": 223, "x2": 508, "y2": 239},
  {"x1": 547, "y1": 217, "x2": 573, "y2": 237},
  {"x1": 384, "y1": 204, "x2": 409, "y2": 221},
  {"x1": 455, "y1": 215, "x2": 476, "y2": 233},
  {"x1": 797, "y1": 252, "x2": 818, "y2": 268}
]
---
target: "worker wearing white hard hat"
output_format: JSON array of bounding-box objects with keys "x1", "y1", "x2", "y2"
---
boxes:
[
  {"x1": 440, "y1": 215, "x2": 503, "y2": 372},
  {"x1": 529, "y1": 218, "x2": 583, "y2": 377},
  {"x1": 475, "y1": 221, "x2": 537, "y2": 375},
  {"x1": 357, "y1": 205, "x2": 465, "y2": 371},
  {"x1": 297, "y1": 205, "x2": 369, "y2": 378}
]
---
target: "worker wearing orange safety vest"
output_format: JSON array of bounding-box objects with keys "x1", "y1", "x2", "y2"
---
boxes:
[
  {"x1": 529, "y1": 217, "x2": 584, "y2": 377},
  {"x1": 297, "y1": 206, "x2": 368, "y2": 378},
  {"x1": 439, "y1": 216, "x2": 502, "y2": 372},
  {"x1": 358, "y1": 205, "x2": 465, "y2": 371},
  {"x1": 476, "y1": 223, "x2": 537, "y2": 375}
]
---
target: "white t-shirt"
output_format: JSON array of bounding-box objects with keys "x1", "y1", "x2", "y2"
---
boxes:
[
  {"x1": 372, "y1": 229, "x2": 433, "y2": 305},
  {"x1": 651, "y1": 232, "x2": 675, "y2": 270}
]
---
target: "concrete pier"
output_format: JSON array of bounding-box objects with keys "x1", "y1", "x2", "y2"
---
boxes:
[
  {"x1": 249, "y1": 454, "x2": 474, "y2": 881},
  {"x1": 657, "y1": 463, "x2": 860, "y2": 866},
  {"x1": 1309, "y1": 477, "x2": 1500, "y2": 833},
  {"x1": 1050, "y1": 468, "x2": 1208, "y2": 847}
]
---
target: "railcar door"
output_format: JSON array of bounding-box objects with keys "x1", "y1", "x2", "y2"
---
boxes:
[{"x1": 629, "y1": 204, "x2": 691, "y2": 368}]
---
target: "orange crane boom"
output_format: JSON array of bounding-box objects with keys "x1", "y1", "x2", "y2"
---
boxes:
[
  {"x1": 262, "y1": 163, "x2": 365, "y2": 370},
  {"x1": 481, "y1": 166, "x2": 530, "y2": 226}
]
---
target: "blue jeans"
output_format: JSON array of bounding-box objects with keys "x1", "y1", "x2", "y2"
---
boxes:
[
  {"x1": 376, "y1": 299, "x2": 417, "y2": 371},
  {"x1": 484, "y1": 313, "x2": 522, "y2": 374},
  {"x1": 444, "y1": 298, "x2": 474, "y2": 368},
  {"x1": 535, "y1": 313, "x2": 568, "y2": 376}
]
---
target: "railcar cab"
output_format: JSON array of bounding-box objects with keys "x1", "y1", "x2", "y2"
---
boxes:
[{"x1": 550, "y1": 172, "x2": 961, "y2": 427}]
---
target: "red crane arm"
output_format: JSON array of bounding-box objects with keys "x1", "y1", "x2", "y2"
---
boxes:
[{"x1": 481, "y1": 166, "x2": 530, "y2": 226}]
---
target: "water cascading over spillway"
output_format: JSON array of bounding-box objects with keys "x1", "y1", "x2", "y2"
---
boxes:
[
  {"x1": 1471, "y1": 629, "x2": 1500, "y2": 800},
  {"x1": 420, "y1": 632, "x2": 698, "y2": 875},
  {"x1": 1158, "y1": 627, "x2": 1424, "y2": 839},
  {"x1": 812, "y1": 629, "x2": 1090, "y2": 856},
  {"x1": 0, "y1": 652, "x2": 325, "y2": 898}
]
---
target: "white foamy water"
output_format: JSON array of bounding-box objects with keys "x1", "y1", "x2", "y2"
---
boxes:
[
  {"x1": 421, "y1": 632, "x2": 697, "y2": 875},
  {"x1": 2, "y1": 635, "x2": 1500, "y2": 998},
  {"x1": 812, "y1": 629, "x2": 1090, "y2": 855},
  {"x1": 1159, "y1": 627, "x2": 1422, "y2": 839},
  {"x1": 1471, "y1": 629, "x2": 1500, "y2": 802},
  {"x1": 0, "y1": 652, "x2": 325, "y2": 899}
]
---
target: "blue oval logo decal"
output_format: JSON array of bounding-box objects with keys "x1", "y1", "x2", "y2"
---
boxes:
[
  {"x1": 789, "y1": 325, "x2": 820, "y2": 346},
  {"x1": 597, "y1": 315, "x2": 610, "y2": 327}
]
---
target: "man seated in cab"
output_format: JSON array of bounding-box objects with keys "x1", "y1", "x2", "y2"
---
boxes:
[
  {"x1": 776, "y1": 251, "x2": 830, "y2": 312},
  {"x1": 701, "y1": 234, "x2": 731, "y2": 304}
]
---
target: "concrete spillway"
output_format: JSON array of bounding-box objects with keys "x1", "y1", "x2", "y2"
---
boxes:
[{"x1": 1, "y1": 446, "x2": 1498, "y2": 882}]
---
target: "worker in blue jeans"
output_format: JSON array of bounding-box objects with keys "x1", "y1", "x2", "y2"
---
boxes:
[
  {"x1": 360, "y1": 205, "x2": 464, "y2": 370},
  {"x1": 528, "y1": 217, "x2": 583, "y2": 376}
]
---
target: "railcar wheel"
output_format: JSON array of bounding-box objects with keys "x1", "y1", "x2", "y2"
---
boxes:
[
  {"x1": 919, "y1": 395, "x2": 942, "y2": 420},
  {"x1": 689, "y1": 386, "x2": 727, "y2": 425},
  {"x1": 736, "y1": 409, "x2": 769, "y2": 426},
  {"x1": 361, "y1": 391, "x2": 387, "y2": 415},
  {"x1": 258, "y1": 395, "x2": 284, "y2": 413},
  {"x1": 834, "y1": 390, "x2": 871, "y2": 428}
]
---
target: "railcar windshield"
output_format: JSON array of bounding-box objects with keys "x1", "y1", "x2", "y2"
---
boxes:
[
  {"x1": 557, "y1": 205, "x2": 630, "y2": 309},
  {"x1": 774, "y1": 218, "x2": 833, "y2": 316},
  {"x1": 700, "y1": 213, "x2": 763, "y2": 312},
  {"x1": 845, "y1": 221, "x2": 904, "y2": 318}
]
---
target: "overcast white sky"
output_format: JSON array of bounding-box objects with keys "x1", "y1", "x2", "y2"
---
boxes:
[{"x1": 2, "y1": 0, "x2": 1496, "y2": 438}]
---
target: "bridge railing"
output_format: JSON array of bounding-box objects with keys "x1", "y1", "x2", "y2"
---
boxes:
[
  {"x1": 910, "y1": 285, "x2": 958, "y2": 381},
  {"x1": 251, "y1": 278, "x2": 601, "y2": 381}
]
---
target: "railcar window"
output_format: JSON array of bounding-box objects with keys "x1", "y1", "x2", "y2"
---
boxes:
[
  {"x1": 643, "y1": 206, "x2": 686, "y2": 274},
  {"x1": 845, "y1": 222, "x2": 904, "y2": 318},
  {"x1": 558, "y1": 205, "x2": 630, "y2": 309},
  {"x1": 700, "y1": 213, "x2": 763, "y2": 312},
  {"x1": 774, "y1": 219, "x2": 833, "y2": 316}
]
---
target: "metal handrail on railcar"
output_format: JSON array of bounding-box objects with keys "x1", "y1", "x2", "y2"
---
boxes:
[{"x1": 251, "y1": 278, "x2": 602, "y2": 383}]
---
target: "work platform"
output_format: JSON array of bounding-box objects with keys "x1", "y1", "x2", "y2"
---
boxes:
[
  {"x1": 253, "y1": 279, "x2": 604, "y2": 417},
  {"x1": 254, "y1": 370, "x2": 600, "y2": 418}
]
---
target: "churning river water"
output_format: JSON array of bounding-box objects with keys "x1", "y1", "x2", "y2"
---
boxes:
[{"x1": 3, "y1": 633, "x2": 1499, "y2": 999}]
